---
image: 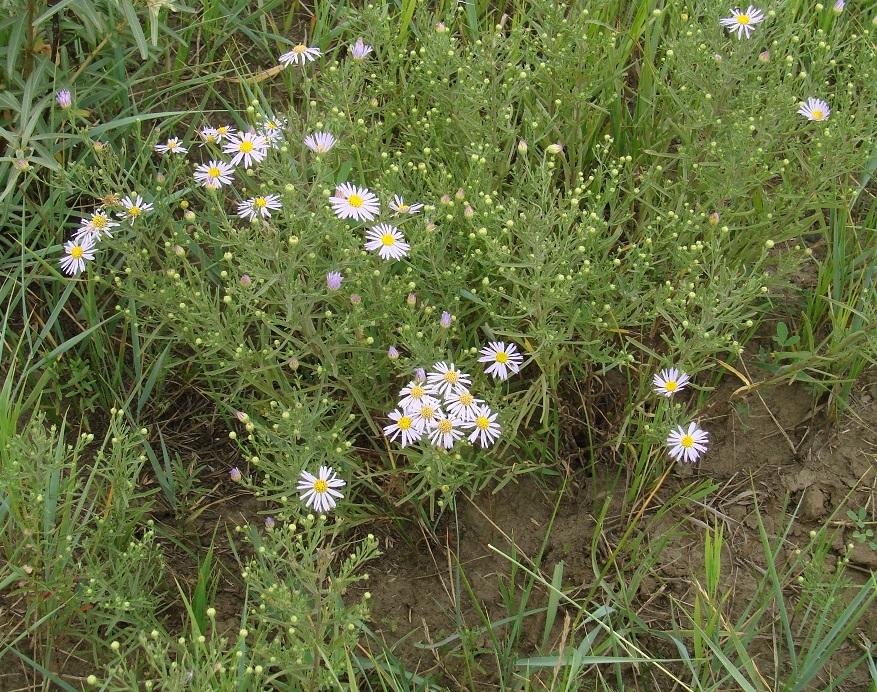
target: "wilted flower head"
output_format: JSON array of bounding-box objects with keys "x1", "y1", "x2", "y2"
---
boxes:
[
  {"x1": 350, "y1": 38, "x2": 373, "y2": 60},
  {"x1": 326, "y1": 271, "x2": 343, "y2": 290},
  {"x1": 55, "y1": 90, "x2": 72, "y2": 109}
]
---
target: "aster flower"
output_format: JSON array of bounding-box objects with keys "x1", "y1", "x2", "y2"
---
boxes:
[
  {"x1": 214, "y1": 125, "x2": 236, "y2": 141},
  {"x1": 350, "y1": 38, "x2": 373, "y2": 60},
  {"x1": 652, "y1": 368, "x2": 691, "y2": 397},
  {"x1": 59, "y1": 236, "x2": 96, "y2": 276},
  {"x1": 479, "y1": 341, "x2": 524, "y2": 381},
  {"x1": 428, "y1": 414, "x2": 465, "y2": 449},
  {"x1": 427, "y1": 362, "x2": 471, "y2": 398},
  {"x1": 279, "y1": 44, "x2": 321, "y2": 66},
  {"x1": 74, "y1": 210, "x2": 119, "y2": 241},
  {"x1": 388, "y1": 346, "x2": 400, "y2": 360},
  {"x1": 154, "y1": 137, "x2": 188, "y2": 155},
  {"x1": 414, "y1": 368, "x2": 427, "y2": 383},
  {"x1": 222, "y1": 132, "x2": 269, "y2": 168},
  {"x1": 198, "y1": 127, "x2": 219, "y2": 146},
  {"x1": 193, "y1": 160, "x2": 235, "y2": 189},
  {"x1": 666, "y1": 423, "x2": 709, "y2": 463},
  {"x1": 304, "y1": 131, "x2": 337, "y2": 154},
  {"x1": 409, "y1": 400, "x2": 443, "y2": 431},
  {"x1": 259, "y1": 117, "x2": 286, "y2": 147},
  {"x1": 229, "y1": 467, "x2": 242, "y2": 481},
  {"x1": 389, "y1": 194, "x2": 424, "y2": 216},
  {"x1": 330, "y1": 183, "x2": 380, "y2": 222},
  {"x1": 833, "y1": 0, "x2": 844, "y2": 12},
  {"x1": 719, "y1": 6, "x2": 765, "y2": 39},
  {"x1": 364, "y1": 224, "x2": 410, "y2": 261},
  {"x1": 117, "y1": 195, "x2": 153, "y2": 224},
  {"x1": 440, "y1": 311, "x2": 452, "y2": 328},
  {"x1": 297, "y1": 465, "x2": 346, "y2": 513},
  {"x1": 444, "y1": 388, "x2": 483, "y2": 422},
  {"x1": 464, "y1": 404, "x2": 501, "y2": 448},
  {"x1": 384, "y1": 409, "x2": 423, "y2": 447},
  {"x1": 237, "y1": 194, "x2": 282, "y2": 221},
  {"x1": 798, "y1": 97, "x2": 830, "y2": 122},
  {"x1": 398, "y1": 380, "x2": 439, "y2": 412},
  {"x1": 55, "y1": 90, "x2": 72, "y2": 109},
  {"x1": 326, "y1": 271, "x2": 343, "y2": 290}
]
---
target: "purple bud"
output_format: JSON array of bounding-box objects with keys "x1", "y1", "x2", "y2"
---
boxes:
[
  {"x1": 156, "y1": 172, "x2": 166, "y2": 184},
  {"x1": 288, "y1": 357, "x2": 299, "y2": 370},
  {"x1": 709, "y1": 212, "x2": 720, "y2": 225},
  {"x1": 350, "y1": 294, "x2": 362, "y2": 305},
  {"x1": 265, "y1": 516, "x2": 275, "y2": 529},
  {"x1": 464, "y1": 205, "x2": 474, "y2": 218},
  {"x1": 55, "y1": 90, "x2": 72, "y2": 109},
  {"x1": 455, "y1": 188, "x2": 465, "y2": 200},
  {"x1": 440, "y1": 311, "x2": 452, "y2": 328},
  {"x1": 759, "y1": 50, "x2": 770, "y2": 62},
  {"x1": 240, "y1": 274, "x2": 252, "y2": 287},
  {"x1": 235, "y1": 411, "x2": 248, "y2": 422},
  {"x1": 414, "y1": 367, "x2": 427, "y2": 382},
  {"x1": 174, "y1": 245, "x2": 185, "y2": 256},
  {"x1": 229, "y1": 467, "x2": 242, "y2": 482},
  {"x1": 546, "y1": 143, "x2": 563, "y2": 155},
  {"x1": 517, "y1": 140, "x2": 527, "y2": 153},
  {"x1": 388, "y1": 346, "x2": 400, "y2": 359},
  {"x1": 406, "y1": 293, "x2": 417, "y2": 305},
  {"x1": 326, "y1": 271, "x2": 344, "y2": 291},
  {"x1": 440, "y1": 194, "x2": 451, "y2": 205},
  {"x1": 426, "y1": 222, "x2": 437, "y2": 233}
]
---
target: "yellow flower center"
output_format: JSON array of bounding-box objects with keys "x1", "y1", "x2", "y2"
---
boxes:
[
  {"x1": 128, "y1": 206, "x2": 141, "y2": 216},
  {"x1": 206, "y1": 135, "x2": 216, "y2": 142},
  {"x1": 495, "y1": 351, "x2": 509, "y2": 364},
  {"x1": 737, "y1": 13, "x2": 750, "y2": 24},
  {"x1": 459, "y1": 393, "x2": 473, "y2": 406},
  {"x1": 476, "y1": 416, "x2": 490, "y2": 430},
  {"x1": 92, "y1": 215, "x2": 106, "y2": 229},
  {"x1": 217, "y1": 127, "x2": 229, "y2": 135},
  {"x1": 398, "y1": 416, "x2": 412, "y2": 430},
  {"x1": 208, "y1": 166, "x2": 221, "y2": 177},
  {"x1": 240, "y1": 140, "x2": 254, "y2": 153},
  {"x1": 411, "y1": 385, "x2": 424, "y2": 399},
  {"x1": 443, "y1": 371, "x2": 459, "y2": 384},
  {"x1": 398, "y1": 204, "x2": 410, "y2": 212},
  {"x1": 420, "y1": 405, "x2": 434, "y2": 418},
  {"x1": 168, "y1": 139, "x2": 178, "y2": 147},
  {"x1": 438, "y1": 419, "x2": 452, "y2": 434},
  {"x1": 812, "y1": 110, "x2": 824, "y2": 120},
  {"x1": 254, "y1": 198, "x2": 267, "y2": 208},
  {"x1": 348, "y1": 194, "x2": 364, "y2": 208},
  {"x1": 664, "y1": 380, "x2": 678, "y2": 391},
  {"x1": 316, "y1": 145, "x2": 327, "y2": 152},
  {"x1": 381, "y1": 233, "x2": 395, "y2": 246},
  {"x1": 313, "y1": 479, "x2": 328, "y2": 493},
  {"x1": 680, "y1": 434, "x2": 694, "y2": 448},
  {"x1": 70, "y1": 246, "x2": 84, "y2": 259},
  {"x1": 293, "y1": 44, "x2": 307, "y2": 53}
]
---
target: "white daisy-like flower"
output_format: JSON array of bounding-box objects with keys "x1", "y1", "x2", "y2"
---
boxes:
[
  {"x1": 798, "y1": 97, "x2": 830, "y2": 122},
  {"x1": 398, "y1": 380, "x2": 439, "y2": 412},
  {"x1": 409, "y1": 400, "x2": 443, "y2": 431},
  {"x1": 236, "y1": 194, "x2": 282, "y2": 220},
  {"x1": 364, "y1": 224, "x2": 410, "y2": 261},
  {"x1": 478, "y1": 341, "x2": 524, "y2": 380},
  {"x1": 427, "y1": 362, "x2": 472, "y2": 398},
  {"x1": 154, "y1": 137, "x2": 188, "y2": 155},
  {"x1": 719, "y1": 6, "x2": 765, "y2": 39},
  {"x1": 464, "y1": 404, "x2": 501, "y2": 448},
  {"x1": 666, "y1": 423, "x2": 709, "y2": 463},
  {"x1": 384, "y1": 409, "x2": 423, "y2": 447},
  {"x1": 428, "y1": 414, "x2": 465, "y2": 449},
  {"x1": 279, "y1": 44, "x2": 321, "y2": 66},
  {"x1": 74, "y1": 210, "x2": 119, "y2": 241},
  {"x1": 198, "y1": 127, "x2": 219, "y2": 146},
  {"x1": 297, "y1": 465, "x2": 346, "y2": 513},
  {"x1": 304, "y1": 132, "x2": 337, "y2": 154},
  {"x1": 193, "y1": 160, "x2": 235, "y2": 189},
  {"x1": 59, "y1": 235, "x2": 96, "y2": 276},
  {"x1": 389, "y1": 194, "x2": 423, "y2": 216},
  {"x1": 259, "y1": 117, "x2": 286, "y2": 147},
  {"x1": 116, "y1": 195, "x2": 153, "y2": 224},
  {"x1": 330, "y1": 183, "x2": 380, "y2": 222},
  {"x1": 652, "y1": 368, "x2": 691, "y2": 397},
  {"x1": 222, "y1": 132, "x2": 269, "y2": 169},
  {"x1": 444, "y1": 388, "x2": 483, "y2": 422},
  {"x1": 350, "y1": 38, "x2": 373, "y2": 60},
  {"x1": 214, "y1": 125, "x2": 236, "y2": 141}
]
